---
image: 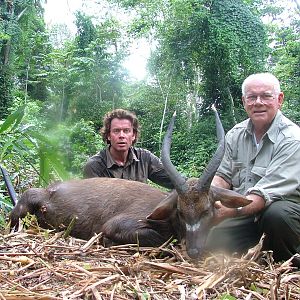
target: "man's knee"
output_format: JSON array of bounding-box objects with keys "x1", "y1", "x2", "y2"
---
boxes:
[
  {"x1": 260, "y1": 201, "x2": 300, "y2": 230},
  {"x1": 259, "y1": 201, "x2": 300, "y2": 263},
  {"x1": 260, "y1": 201, "x2": 300, "y2": 234},
  {"x1": 206, "y1": 217, "x2": 260, "y2": 254},
  {"x1": 260, "y1": 202, "x2": 285, "y2": 229}
]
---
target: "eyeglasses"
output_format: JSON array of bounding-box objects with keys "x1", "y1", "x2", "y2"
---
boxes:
[{"x1": 245, "y1": 93, "x2": 275, "y2": 105}]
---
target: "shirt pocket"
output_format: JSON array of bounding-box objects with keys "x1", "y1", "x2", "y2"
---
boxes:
[
  {"x1": 232, "y1": 161, "x2": 246, "y2": 188},
  {"x1": 251, "y1": 166, "x2": 266, "y2": 183}
]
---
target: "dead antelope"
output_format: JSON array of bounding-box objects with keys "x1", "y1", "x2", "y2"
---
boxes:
[{"x1": 10, "y1": 108, "x2": 251, "y2": 258}]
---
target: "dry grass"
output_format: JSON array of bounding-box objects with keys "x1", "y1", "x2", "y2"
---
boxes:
[{"x1": 0, "y1": 227, "x2": 299, "y2": 300}]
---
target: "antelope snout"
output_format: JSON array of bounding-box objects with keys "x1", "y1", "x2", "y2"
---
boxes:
[{"x1": 187, "y1": 247, "x2": 202, "y2": 259}]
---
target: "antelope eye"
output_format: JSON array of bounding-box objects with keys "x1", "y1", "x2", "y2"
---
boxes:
[
  {"x1": 178, "y1": 210, "x2": 185, "y2": 221},
  {"x1": 200, "y1": 210, "x2": 209, "y2": 217}
]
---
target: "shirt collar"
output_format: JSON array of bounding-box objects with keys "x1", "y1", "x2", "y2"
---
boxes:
[
  {"x1": 266, "y1": 111, "x2": 283, "y2": 143},
  {"x1": 127, "y1": 147, "x2": 139, "y2": 165},
  {"x1": 105, "y1": 146, "x2": 139, "y2": 168},
  {"x1": 246, "y1": 110, "x2": 283, "y2": 144},
  {"x1": 105, "y1": 147, "x2": 115, "y2": 168}
]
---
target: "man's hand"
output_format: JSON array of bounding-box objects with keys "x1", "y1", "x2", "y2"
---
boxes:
[
  {"x1": 212, "y1": 201, "x2": 237, "y2": 225},
  {"x1": 212, "y1": 193, "x2": 266, "y2": 226}
]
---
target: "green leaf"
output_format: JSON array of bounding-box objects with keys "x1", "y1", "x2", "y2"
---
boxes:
[
  {"x1": 30, "y1": 133, "x2": 70, "y2": 184},
  {"x1": 0, "y1": 138, "x2": 14, "y2": 162},
  {"x1": 0, "y1": 106, "x2": 25, "y2": 134},
  {"x1": 39, "y1": 147, "x2": 50, "y2": 186},
  {"x1": 219, "y1": 294, "x2": 237, "y2": 300}
]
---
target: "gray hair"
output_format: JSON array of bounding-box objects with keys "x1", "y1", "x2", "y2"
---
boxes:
[{"x1": 242, "y1": 73, "x2": 281, "y2": 95}]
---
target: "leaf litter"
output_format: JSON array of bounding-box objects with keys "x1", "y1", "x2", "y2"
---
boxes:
[{"x1": 0, "y1": 226, "x2": 299, "y2": 300}]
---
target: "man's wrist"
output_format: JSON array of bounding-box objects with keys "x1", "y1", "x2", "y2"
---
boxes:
[{"x1": 235, "y1": 207, "x2": 243, "y2": 217}]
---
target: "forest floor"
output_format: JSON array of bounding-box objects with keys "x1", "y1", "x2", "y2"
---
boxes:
[{"x1": 0, "y1": 226, "x2": 299, "y2": 300}]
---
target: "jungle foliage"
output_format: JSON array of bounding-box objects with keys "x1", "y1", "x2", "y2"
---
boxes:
[{"x1": 0, "y1": 0, "x2": 299, "y2": 226}]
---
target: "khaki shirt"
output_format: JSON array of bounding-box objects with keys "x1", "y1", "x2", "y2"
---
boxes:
[
  {"x1": 83, "y1": 146, "x2": 174, "y2": 189},
  {"x1": 217, "y1": 111, "x2": 300, "y2": 204}
]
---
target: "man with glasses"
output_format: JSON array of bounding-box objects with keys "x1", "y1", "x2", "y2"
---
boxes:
[{"x1": 207, "y1": 73, "x2": 300, "y2": 268}]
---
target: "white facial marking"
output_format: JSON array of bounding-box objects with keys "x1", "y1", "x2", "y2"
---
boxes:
[{"x1": 186, "y1": 222, "x2": 201, "y2": 232}]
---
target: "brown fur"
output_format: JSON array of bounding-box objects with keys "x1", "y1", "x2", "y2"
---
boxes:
[
  {"x1": 10, "y1": 178, "x2": 175, "y2": 246},
  {"x1": 10, "y1": 177, "x2": 251, "y2": 258}
]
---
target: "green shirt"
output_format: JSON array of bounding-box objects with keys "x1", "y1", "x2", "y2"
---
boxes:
[
  {"x1": 217, "y1": 111, "x2": 300, "y2": 204},
  {"x1": 83, "y1": 146, "x2": 174, "y2": 189}
]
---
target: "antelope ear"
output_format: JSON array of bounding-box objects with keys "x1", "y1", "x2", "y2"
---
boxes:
[
  {"x1": 147, "y1": 191, "x2": 178, "y2": 220},
  {"x1": 210, "y1": 186, "x2": 252, "y2": 208}
]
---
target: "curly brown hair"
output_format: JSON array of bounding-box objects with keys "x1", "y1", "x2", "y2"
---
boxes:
[{"x1": 100, "y1": 109, "x2": 140, "y2": 145}]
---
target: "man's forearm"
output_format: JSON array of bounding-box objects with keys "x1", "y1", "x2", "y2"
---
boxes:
[
  {"x1": 212, "y1": 175, "x2": 231, "y2": 189},
  {"x1": 212, "y1": 175, "x2": 266, "y2": 222},
  {"x1": 237, "y1": 193, "x2": 265, "y2": 216}
]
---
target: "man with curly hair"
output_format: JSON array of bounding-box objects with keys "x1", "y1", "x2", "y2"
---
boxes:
[{"x1": 83, "y1": 109, "x2": 174, "y2": 189}]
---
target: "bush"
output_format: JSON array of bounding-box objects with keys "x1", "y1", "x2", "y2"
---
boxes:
[{"x1": 58, "y1": 119, "x2": 104, "y2": 176}]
